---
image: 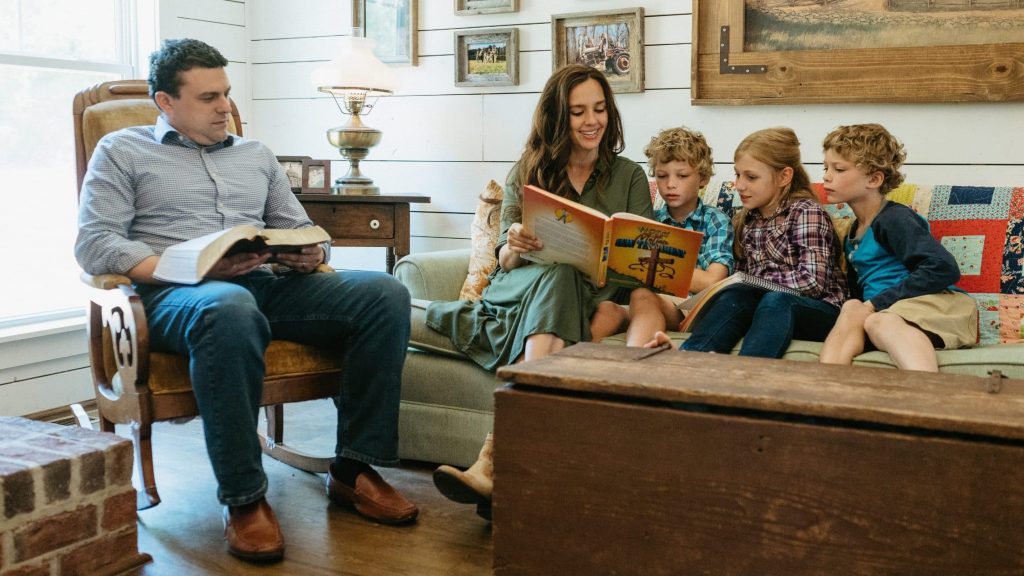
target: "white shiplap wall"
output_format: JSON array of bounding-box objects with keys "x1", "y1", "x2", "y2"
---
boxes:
[{"x1": 248, "y1": 0, "x2": 1024, "y2": 273}]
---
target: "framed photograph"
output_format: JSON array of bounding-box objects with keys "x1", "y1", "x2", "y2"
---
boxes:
[
  {"x1": 277, "y1": 155, "x2": 311, "y2": 193},
  {"x1": 455, "y1": 0, "x2": 517, "y2": 16},
  {"x1": 692, "y1": 0, "x2": 1024, "y2": 105},
  {"x1": 354, "y1": 0, "x2": 418, "y2": 66},
  {"x1": 455, "y1": 28, "x2": 519, "y2": 87},
  {"x1": 552, "y1": 8, "x2": 645, "y2": 94},
  {"x1": 301, "y1": 159, "x2": 332, "y2": 194}
]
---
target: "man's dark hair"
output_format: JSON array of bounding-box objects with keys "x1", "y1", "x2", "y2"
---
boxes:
[{"x1": 148, "y1": 38, "x2": 228, "y2": 100}]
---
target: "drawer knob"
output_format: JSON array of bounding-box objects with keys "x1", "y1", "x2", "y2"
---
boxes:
[{"x1": 370, "y1": 219, "x2": 381, "y2": 230}]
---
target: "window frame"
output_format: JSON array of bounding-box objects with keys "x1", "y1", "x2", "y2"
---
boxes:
[{"x1": 0, "y1": 0, "x2": 151, "y2": 329}]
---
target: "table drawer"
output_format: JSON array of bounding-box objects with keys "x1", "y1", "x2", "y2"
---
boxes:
[{"x1": 303, "y1": 203, "x2": 395, "y2": 239}]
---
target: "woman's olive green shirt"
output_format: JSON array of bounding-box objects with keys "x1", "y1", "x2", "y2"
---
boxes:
[{"x1": 426, "y1": 155, "x2": 652, "y2": 371}]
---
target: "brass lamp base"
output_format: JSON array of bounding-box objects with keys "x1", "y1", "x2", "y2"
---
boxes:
[
  {"x1": 332, "y1": 181, "x2": 380, "y2": 195},
  {"x1": 327, "y1": 121, "x2": 383, "y2": 196}
]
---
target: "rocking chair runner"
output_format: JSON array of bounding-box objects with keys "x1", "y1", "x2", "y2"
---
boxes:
[{"x1": 74, "y1": 79, "x2": 339, "y2": 510}]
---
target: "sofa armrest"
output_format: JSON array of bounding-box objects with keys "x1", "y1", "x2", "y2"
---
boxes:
[{"x1": 395, "y1": 248, "x2": 471, "y2": 301}]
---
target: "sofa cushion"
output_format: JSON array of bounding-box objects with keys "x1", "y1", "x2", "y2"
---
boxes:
[{"x1": 459, "y1": 180, "x2": 504, "y2": 300}]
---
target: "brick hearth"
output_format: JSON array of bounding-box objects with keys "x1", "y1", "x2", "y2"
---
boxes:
[{"x1": 0, "y1": 417, "x2": 150, "y2": 576}]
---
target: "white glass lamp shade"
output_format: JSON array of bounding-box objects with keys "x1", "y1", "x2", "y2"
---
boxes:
[{"x1": 311, "y1": 36, "x2": 397, "y2": 95}]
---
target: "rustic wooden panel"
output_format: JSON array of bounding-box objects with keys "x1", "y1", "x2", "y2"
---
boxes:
[
  {"x1": 693, "y1": 0, "x2": 1024, "y2": 104},
  {"x1": 494, "y1": 386, "x2": 1024, "y2": 575}
]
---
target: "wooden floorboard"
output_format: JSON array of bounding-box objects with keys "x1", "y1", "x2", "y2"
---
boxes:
[{"x1": 121, "y1": 400, "x2": 492, "y2": 575}]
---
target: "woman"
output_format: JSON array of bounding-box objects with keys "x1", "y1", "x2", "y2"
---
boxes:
[{"x1": 426, "y1": 64, "x2": 652, "y2": 519}]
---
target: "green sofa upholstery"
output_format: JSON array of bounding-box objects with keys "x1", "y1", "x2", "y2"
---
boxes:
[{"x1": 394, "y1": 182, "x2": 1024, "y2": 467}]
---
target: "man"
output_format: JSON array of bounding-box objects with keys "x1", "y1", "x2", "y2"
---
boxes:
[{"x1": 75, "y1": 38, "x2": 417, "y2": 563}]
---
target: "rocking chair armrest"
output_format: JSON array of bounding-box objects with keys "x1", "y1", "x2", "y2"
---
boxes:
[
  {"x1": 83, "y1": 273, "x2": 151, "y2": 407},
  {"x1": 81, "y1": 272, "x2": 133, "y2": 290}
]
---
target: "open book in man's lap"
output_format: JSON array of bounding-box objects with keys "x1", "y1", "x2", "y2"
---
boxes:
[
  {"x1": 519, "y1": 185, "x2": 703, "y2": 297},
  {"x1": 153, "y1": 224, "x2": 331, "y2": 284}
]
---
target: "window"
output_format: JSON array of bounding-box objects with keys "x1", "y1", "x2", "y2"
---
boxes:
[{"x1": 0, "y1": 0, "x2": 155, "y2": 326}]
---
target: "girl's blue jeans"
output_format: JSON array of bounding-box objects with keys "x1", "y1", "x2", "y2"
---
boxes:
[
  {"x1": 136, "y1": 268, "x2": 410, "y2": 506},
  {"x1": 681, "y1": 285, "x2": 839, "y2": 359}
]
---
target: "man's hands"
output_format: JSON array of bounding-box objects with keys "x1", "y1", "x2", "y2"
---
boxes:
[
  {"x1": 206, "y1": 244, "x2": 325, "y2": 280},
  {"x1": 265, "y1": 244, "x2": 326, "y2": 275},
  {"x1": 205, "y1": 251, "x2": 272, "y2": 280}
]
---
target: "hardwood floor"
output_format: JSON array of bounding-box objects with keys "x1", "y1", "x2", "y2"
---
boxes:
[{"x1": 122, "y1": 400, "x2": 492, "y2": 575}]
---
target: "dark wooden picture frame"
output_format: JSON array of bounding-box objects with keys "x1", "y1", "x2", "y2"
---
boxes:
[
  {"x1": 277, "y1": 155, "x2": 311, "y2": 193},
  {"x1": 301, "y1": 159, "x2": 332, "y2": 194},
  {"x1": 552, "y1": 8, "x2": 645, "y2": 94},
  {"x1": 692, "y1": 0, "x2": 1024, "y2": 105}
]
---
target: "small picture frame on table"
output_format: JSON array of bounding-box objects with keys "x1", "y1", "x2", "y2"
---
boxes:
[
  {"x1": 277, "y1": 155, "x2": 311, "y2": 193},
  {"x1": 456, "y1": 0, "x2": 517, "y2": 15},
  {"x1": 455, "y1": 27, "x2": 519, "y2": 87},
  {"x1": 301, "y1": 159, "x2": 332, "y2": 194}
]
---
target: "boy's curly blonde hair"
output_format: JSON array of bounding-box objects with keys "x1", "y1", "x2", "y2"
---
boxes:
[
  {"x1": 643, "y1": 126, "x2": 714, "y2": 180},
  {"x1": 822, "y1": 123, "x2": 906, "y2": 195}
]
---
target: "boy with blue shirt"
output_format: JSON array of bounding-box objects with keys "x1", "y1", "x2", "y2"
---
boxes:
[
  {"x1": 819, "y1": 124, "x2": 977, "y2": 371},
  {"x1": 591, "y1": 126, "x2": 735, "y2": 345}
]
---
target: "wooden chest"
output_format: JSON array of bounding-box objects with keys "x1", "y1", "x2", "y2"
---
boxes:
[{"x1": 493, "y1": 343, "x2": 1024, "y2": 575}]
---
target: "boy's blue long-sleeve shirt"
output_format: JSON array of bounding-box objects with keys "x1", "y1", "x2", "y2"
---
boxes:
[{"x1": 845, "y1": 200, "x2": 961, "y2": 311}]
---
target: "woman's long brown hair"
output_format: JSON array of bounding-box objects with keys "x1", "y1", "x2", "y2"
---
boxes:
[{"x1": 515, "y1": 64, "x2": 624, "y2": 200}]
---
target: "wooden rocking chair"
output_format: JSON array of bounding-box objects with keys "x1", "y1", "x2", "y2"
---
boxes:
[{"x1": 74, "y1": 80, "x2": 339, "y2": 510}]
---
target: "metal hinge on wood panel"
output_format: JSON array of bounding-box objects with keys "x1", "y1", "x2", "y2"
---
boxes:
[
  {"x1": 719, "y1": 26, "x2": 767, "y2": 75},
  {"x1": 987, "y1": 370, "x2": 1005, "y2": 394}
]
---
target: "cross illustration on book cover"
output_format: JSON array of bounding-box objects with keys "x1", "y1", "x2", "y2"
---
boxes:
[{"x1": 615, "y1": 226, "x2": 689, "y2": 288}]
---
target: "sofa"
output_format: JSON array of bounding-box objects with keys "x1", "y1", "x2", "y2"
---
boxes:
[{"x1": 394, "y1": 180, "x2": 1024, "y2": 467}]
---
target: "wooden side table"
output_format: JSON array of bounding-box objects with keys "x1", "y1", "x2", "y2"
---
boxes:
[{"x1": 296, "y1": 193, "x2": 430, "y2": 273}]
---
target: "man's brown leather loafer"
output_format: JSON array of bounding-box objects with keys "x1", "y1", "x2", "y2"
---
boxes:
[
  {"x1": 223, "y1": 498, "x2": 285, "y2": 563},
  {"x1": 326, "y1": 466, "x2": 419, "y2": 525}
]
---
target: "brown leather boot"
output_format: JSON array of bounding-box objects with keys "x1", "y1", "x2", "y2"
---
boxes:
[{"x1": 433, "y1": 433, "x2": 493, "y2": 519}]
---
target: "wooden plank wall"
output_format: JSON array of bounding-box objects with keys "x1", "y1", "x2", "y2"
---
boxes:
[{"x1": 242, "y1": 1, "x2": 1023, "y2": 272}]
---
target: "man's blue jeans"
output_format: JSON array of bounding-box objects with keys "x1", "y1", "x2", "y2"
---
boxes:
[
  {"x1": 681, "y1": 285, "x2": 839, "y2": 358},
  {"x1": 136, "y1": 268, "x2": 410, "y2": 506}
]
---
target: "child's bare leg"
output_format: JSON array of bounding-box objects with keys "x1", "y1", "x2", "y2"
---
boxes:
[
  {"x1": 519, "y1": 333, "x2": 566, "y2": 363},
  {"x1": 590, "y1": 301, "x2": 629, "y2": 342},
  {"x1": 864, "y1": 313, "x2": 939, "y2": 372},
  {"x1": 819, "y1": 300, "x2": 871, "y2": 365},
  {"x1": 626, "y1": 289, "x2": 682, "y2": 347}
]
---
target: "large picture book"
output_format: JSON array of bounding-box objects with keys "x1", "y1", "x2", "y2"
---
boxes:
[
  {"x1": 519, "y1": 184, "x2": 703, "y2": 297},
  {"x1": 677, "y1": 272, "x2": 801, "y2": 333},
  {"x1": 153, "y1": 224, "x2": 331, "y2": 285}
]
